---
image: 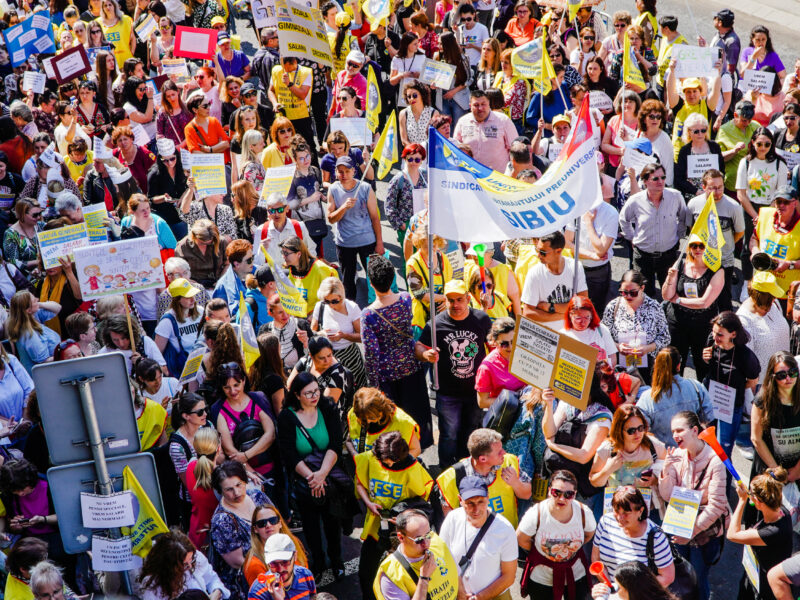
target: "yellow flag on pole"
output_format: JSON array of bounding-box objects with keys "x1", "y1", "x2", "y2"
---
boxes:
[
  {"x1": 121, "y1": 466, "x2": 168, "y2": 557},
  {"x1": 689, "y1": 193, "x2": 726, "y2": 271},
  {"x1": 373, "y1": 110, "x2": 398, "y2": 180},
  {"x1": 567, "y1": 0, "x2": 585, "y2": 22},
  {"x1": 260, "y1": 246, "x2": 307, "y2": 317},
  {"x1": 510, "y1": 35, "x2": 551, "y2": 95},
  {"x1": 366, "y1": 65, "x2": 381, "y2": 134},
  {"x1": 238, "y1": 292, "x2": 259, "y2": 369},
  {"x1": 623, "y1": 30, "x2": 646, "y2": 90}
]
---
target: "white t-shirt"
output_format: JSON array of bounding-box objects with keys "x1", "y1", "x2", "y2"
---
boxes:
[
  {"x1": 569, "y1": 48, "x2": 595, "y2": 74},
  {"x1": 518, "y1": 499, "x2": 596, "y2": 586},
  {"x1": 311, "y1": 299, "x2": 361, "y2": 351},
  {"x1": 735, "y1": 156, "x2": 789, "y2": 206},
  {"x1": 390, "y1": 54, "x2": 427, "y2": 107},
  {"x1": 565, "y1": 201, "x2": 619, "y2": 267},
  {"x1": 561, "y1": 324, "x2": 618, "y2": 362},
  {"x1": 155, "y1": 309, "x2": 204, "y2": 353},
  {"x1": 713, "y1": 72, "x2": 734, "y2": 115},
  {"x1": 98, "y1": 335, "x2": 166, "y2": 373},
  {"x1": 124, "y1": 101, "x2": 158, "y2": 141},
  {"x1": 459, "y1": 23, "x2": 489, "y2": 67},
  {"x1": 521, "y1": 259, "x2": 587, "y2": 307},
  {"x1": 439, "y1": 508, "x2": 518, "y2": 595},
  {"x1": 131, "y1": 288, "x2": 158, "y2": 321},
  {"x1": 145, "y1": 376, "x2": 180, "y2": 408}
]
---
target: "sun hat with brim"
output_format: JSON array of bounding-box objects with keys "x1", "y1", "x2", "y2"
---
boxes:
[
  {"x1": 370, "y1": 17, "x2": 387, "y2": 32},
  {"x1": 444, "y1": 280, "x2": 468, "y2": 297},
  {"x1": 752, "y1": 271, "x2": 786, "y2": 299},
  {"x1": 681, "y1": 78, "x2": 703, "y2": 91},
  {"x1": 168, "y1": 278, "x2": 200, "y2": 298},
  {"x1": 687, "y1": 233, "x2": 705, "y2": 246}
]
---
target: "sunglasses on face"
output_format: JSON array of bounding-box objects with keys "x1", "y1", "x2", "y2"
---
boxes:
[
  {"x1": 160, "y1": 24, "x2": 171, "y2": 29},
  {"x1": 244, "y1": 256, "x2": 254, "y2": 264},
  {"x1": 550, "y1": 488, "x2": 576, "y2": 500},
  {"x1": 243, "y1": 91, "x2": 256, "y2": 97},
  {"x1": 163, "y1": 156, "x2": 177, "y2": 164},
  {"x1": 188, "y1": 406, "x2": 209, "y2": 416},
  {"x1": 29, "y1": 211, "x2": 43, "y2": 218},
  {"x1": 407, "y1": 93, "x2": 419, "y2": 100},
  {"x1": 691, "y1": 128, "x2": 707, "y2": 134},
  {"x1": 269, "y1": 206, "x2": 286, "y2": 214},
  {"x1": 338, "y1": 95, "x2": 352, "y2": 102},
  {"x1": 255, "y1": 516, "x2": 280, "y2": 528},
  {"x1": 582, "y1": 36, "x2": 595, "y2": 41},
  {"x1": 199, "y1": 102, "x2": 210, "y2": 109},
  {"x1": 755, "y1": 141, "x2": 772, "y2": 147},
  {"x1": 620, "y1": 289, "x2": 640, "y2": 298},
  {"x1": 278, "y1": 128, "x2": 293, "y2": 134},
  {"x1": 649, "y1": 175, "x2": 667, "y2": 181},
  {"x1": 462, "y1": 16, "x2": 473, "y2": 21},
  {"x1": 785, "y1": 116, "x2": 799, "y2": 121},
  {"x1": 614, "y1": 22, "x2": 626, "y2": 28},
  {"x1": 409, "y1": 531, "x2": 433, "y2": 545},
  {"x1": 347, "y1": 62, "x2": 361, "y2": 68},
  {"x1": 324, "y1": 298, "x2": 342, "y2": 305},
  {"x1": 137, "y1": 86, "x2": 147, "y2": 92},
  {"x1": 689, "y1": 243, "x2": 705, "y2": 250},
  {"x1": 646, "y1": 113, "x2": 662, "y2": 120},
  {"x1": 774, "y1": 368, "x2": 799, "y2": 381},
  {"x1": 625, "y1": 424, "x2": 646, "y2": 435},
  {"x1": 498, "y1": 340, "x2": 512, "y2": 349},
  {"x1": 406, "y1": 157, "x2": 422, "y2": 163}
]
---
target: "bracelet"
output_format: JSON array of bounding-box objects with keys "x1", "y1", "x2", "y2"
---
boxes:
[{"x1": 419, "y1": 576, "x2": 431, "y2": 581}]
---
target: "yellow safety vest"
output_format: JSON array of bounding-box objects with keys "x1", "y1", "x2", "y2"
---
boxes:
[
  {"x1": 406, "y1": 251, "x2": 453, "y2": 331},
  {"x1": 435, "y1": 454, "x2": 521, "y2": 526},
  {"x1": 756, "y1": 206, "x2": 800, "y2": 294},
  {"x1": 469, "y1": 291, "x2": 512, "y2": 321},
  {"x1": 347, "y1": 407, "x2": 420, "y2": 454},
  {"x1": 355, "y1": 453, "x2": 434, "y2": 540},
  {"x1": 463, "y1": 260, "x2": 518, "y2": 301},
  {"x1": 328, "y1": 30, "x2": 356, "y2": 74},
  {"x1": 137, "y1": 399, "x2": 167, "y2": 451},
  {"x1": 271, "y1": 65, "x2": 312, "y2": 120},
  {"x1": 657, "y1": 33, "x2": 687, "y2": 87},
  {"x1": 288, "y1": 260, "x2": 338, "y2": 314},
  {"x1": 634, "y1": 11, "x2": 660, "y2": 57},
  {"x1": 374, "y1": 534, "x2": 459, "y2": 600}
]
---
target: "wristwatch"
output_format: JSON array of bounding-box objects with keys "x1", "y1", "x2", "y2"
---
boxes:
[
  {"x1": 548, "y1": 302, "x2": 556, "y2": 314},
  {"x1": 419, "y1": 576, "x2": 431, "y2": 581}
]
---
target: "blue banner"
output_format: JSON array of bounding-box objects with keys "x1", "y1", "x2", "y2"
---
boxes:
[{"x1": 2, "y1": 11, "x2": 55, "y2": 67}]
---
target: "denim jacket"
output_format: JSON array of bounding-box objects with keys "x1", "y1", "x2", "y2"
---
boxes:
[{"x1": 636, "y1": 375, "x2": 714, "y2": 447}]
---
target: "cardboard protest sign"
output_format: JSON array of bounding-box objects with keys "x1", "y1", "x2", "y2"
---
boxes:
[
  {"x1": 509, "y1": 316, "x2": 598, "y2": 410},
  {"x1": 2, "y1": 11, "x2": 55, "y2": 67},
  {"x1": 51, "y1": 44, "x2": 92, "y2": 84},
  {"x1": 191, "y1": 153, "x2": 227, "y2": 197},
  {"x1": 672, "y1": 45, "x2": 715, "y2": 78},
  {"x1": 419, "y1": 58, "x2": 456, "y2": 89},
  {"x1": 72, "y1": 236, "x2": 165, "y2": 300},
  {"x1": 251, "y1": 0, "x2": 278, "y2": 29},
  {"x1": 22, "y1": 71, "x2": 46, "y2": 94},
  {"x1": 662, "y1": 487, "x2": 703, "y2": 538},
  {"x1": 687, "y1": 154, "x2": 721, "y2": 178},
  {"x1": 275, "y1": 0, "x2": 333, "y2": 67},
  {"x1": 174, "y1": 26, "x2": 217, "y2": 60},
  {"x1": 741, "y1": 69, "x2": 776, "y2": 93},
  {"x1": 37, "y1": 224, "x2": 90, "y2": 269}
]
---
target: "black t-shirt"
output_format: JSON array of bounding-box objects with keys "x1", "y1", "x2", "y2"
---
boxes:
[
  {"x1": 254, "y1": 372, "x2": 285, "y2": 400},
  {"x1": 753, "y1": 396, "x2": 800, "y2": 470},
  {"x1": 702, "y1": 342, "x2": 760, "y2": 408},
  {"x1": 753, "y1": 511, "x2": 792, "y2": 575},
  {"x1": 395, "y1": 4, "x2": 414, "y2": 35},
  {"x1": 419, "y1": 308, "x2": 492, "y2": 398},
  {"x1": 147, "y1": 166, "x2": 187, "y2": 225},
  {"x1": 364, "y1": 32, "x2": 401, "y2": 76}
]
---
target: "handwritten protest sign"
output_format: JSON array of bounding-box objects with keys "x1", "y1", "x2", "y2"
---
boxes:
[
  {"x1": 687, "y1": 154, "x2": 720, "y2": 178},
  {"x1": 259, "y1": 165, "x2": 296, "y2": 205},
  {"x1": 38, "y1": 224, "x2": 90, "y2": 269},
  {"x1": 51, "y1": 44, "x2": 92, "y2": 84},
  {"x1": 672, "y1": 45, "x2": 715, "y2": 78},
  {"x1": 509, "y1": 317, "x2": 598, "y2": 410},
  {"x1": 329, "y1": 118, "x2": 368, "y2": 146},
  {"x1": 589, "y1": 91, "x2": 613, "y2": 112},
  {"x1": 73, "y1": 236, "x2": 165, "y2": 300},
  {"x1": 80, "y1": 491, "x2": 135, "y2": 528},
  {"x1": 777, "y1": 149, "x2": 800, "y2": 169},
  {"x1": 741, "y1": 69, "x2": 776, "y2": 93},
  {"x1": 93, "y1": 137, "x2": 112, "y2": 159},
  {"x1": 191, "y1": 153, "x2": 227, "y2": 197},
  {"x1": 91, "y1": 536, "x2": 142, "y2": 571},
  {"x1": 709, "y1": 380, "x2": 735, "y2": 424},
  {"x1": 662, "y1": 487, "x2": 703, "y2": 538},
  {"x1": 22, "y1": 71, "x2": 46, "y2": 94},
  {"x1": 252, "y1": 0, "x2": 278, "y2": 28},
  {"x1": 419, "y1": 58, "x2": 456, "y2": 89},
  {"x1": 180, "y1": 149, "x2": 193, "y2": 169},
  {"x1": 2, "y1": 11, "x2": 55, "y2": 67}
]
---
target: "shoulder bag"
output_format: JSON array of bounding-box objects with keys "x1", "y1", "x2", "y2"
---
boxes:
[{"x1": 646, "y1": 525, "x2": 699, "y2": 600}]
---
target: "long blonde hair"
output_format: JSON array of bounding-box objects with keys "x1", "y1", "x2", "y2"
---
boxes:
[
  {"x1": 246, "y1": 504, "x2": 309, "y2": 568},
  {"x1": 192, "y1": 427, "x2": 219, "y2": 491},
  {"x1": 7, "y1": 291, "x2": 42, "y2": 342}
]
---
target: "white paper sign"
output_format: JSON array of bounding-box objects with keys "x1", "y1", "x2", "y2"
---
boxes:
[
  {"x1": 93, "y1": 137, "x2": 112, "y2": 159},
  {"x1": 687, "y1": 153, "x2": 720, "y2": 178},
  {"x1": 622, "y1": 148, "x2": 653, "y2": 176},
  {"x1": 709, "y1": 380, "x2": 735, "y2": 424},
  {"x1": 446, "y1": 245, "x2": 465, "y2": 281},
  {"x1": 91, "y1": 536, "x2": 142, "y2": 571},
  {"x1": 80, "y1": 491, "x2": 135, "y2": 528},
  {"x1": 589, "y1": 90, "x2": 613, "y2": 112},
  {"x1": 418, "y1": 58, "x2": 456, "y2": 89},
  {"x1": 741, "y1": 69, "x2": 776, "y2": 93},
  {"x1": 743, "y1": 545, "x2": 760, "y2": 592},
  {"x1": 22, "y1": 71, "x2": 45, "y2": 94},
  {"x1": 777, "y1": 149, "x2": 800, "y2": 169},
  {"x1": 251, "y1": 0, "x2": 277, "y2": 29},
  {"x1": 661, "y1": 487, "x2": 703, "y2": 538},
  {"x1": 132, "y1": 123, "x2": 150, "y2": 146},
  {"x1": 672, "y1": 45, "x2": 716, "y2": 78},
  {"x1": 412, "y1": 188, "x2": 425, "y2": 214},
  {"x1": 42, "y1": 57, "x2": 55, "y2": 79},
  {"x1": 613, "y1": 124, "x2": 637, "y2": 148},
  {"x1": 329, "y1": 118, "x2": 368, "y2": 146},
  {"x1": 180, "y1": 149, "x2": 192, "y2": 169}
]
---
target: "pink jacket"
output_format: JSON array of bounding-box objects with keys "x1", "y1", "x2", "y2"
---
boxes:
[{"x1": 658, "y1": 443, "x2": 730, "y2": 538}]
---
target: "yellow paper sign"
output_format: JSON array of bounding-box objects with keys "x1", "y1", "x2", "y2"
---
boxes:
[
  {"x1": 190, "y1": 153, "x2": 226, "y2": 198},
  {"x1": 661, "y1": 487, "x2": 703, "y2": 538},
  {"x1": 179, "y1": 348, "x2": 205, "y2": 384}
]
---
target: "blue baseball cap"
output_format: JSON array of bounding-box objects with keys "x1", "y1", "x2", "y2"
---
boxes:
[{"x1": 458, "y1": 475, "x2": 488, "y2": 500}]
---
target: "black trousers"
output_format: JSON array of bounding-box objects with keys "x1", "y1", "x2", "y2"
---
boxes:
[
  {"x1": 742, "y1": 211, "x2": 757, "y2": 281},
  {"x1": 294, "y1": 489, "x2": 343, "y2": 573},
  {"x1": 309, "y1": 90, "x2": 328, "y2": 150},
  {"x1": 291, "y1": 116, "x2": 318, "y2": 159},
  {"x1": 336, "y1": 242, "x2": 376, "y2": 300},
  {"x1": 633, "y1": 244, "x2": 679, "y2": 298},
  {"x1": 379, "y1": 368, "x2": 434, "y2": 448},
  {"x1": 669, "y1": 316, "x2": 712, "y2": 381},
  {"x1": 359, "y1": 535, "x2": 384, "y2": 600},
  {"x1": 584, "y1": 262, "x2": 611, "y2": 314}
]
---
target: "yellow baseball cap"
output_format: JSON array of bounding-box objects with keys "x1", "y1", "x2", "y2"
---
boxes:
[
  {"x1": 211, "y1": 16, "x2": 226, "y2": 26},
  {"x1": 681, "y1": 77, "x2": 702, "y2": 91},
  {"x1": 370, "y1": 17, "x2": 387, "y2": 33},
  {"x1": 168, "y1": 278, "x2": 200, "y2": 299},
  {"x1": 752, "y1": 271, "x2": 786, "y2": 299},
  {"x1": 444, "y1": 280, "x2": 469, "y2": 297}
]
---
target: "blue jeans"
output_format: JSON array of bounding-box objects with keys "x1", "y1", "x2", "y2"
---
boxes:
[
  {"x1": 436, "y1": 393, "x2": 481, "y2": 468},
  {"x1": 440, "y1": 97, "x2": 467, "y2": 124},
  {"x1": 676, "y1": 536, "x2": 722, "y2": 600},
  {"x1": 716, "y1": 403, "x2": 744, "y2": 488}
]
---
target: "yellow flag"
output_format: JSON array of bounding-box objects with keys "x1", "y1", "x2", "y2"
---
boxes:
[
  {"x1": 540, "y1": 31, "x2": 556, "y2": 93},
  {"x1": 373, "y1": 110, "x2": 398, "y2": 180},
  {"x1": 366, "y1": 65, "x2": 381, "y2": 134},
  {"x1": 121, "y1": 466, "x2": 168, "y2": 557},
  {"x1": 690, "y1": 193, "x2": 726, "y2": 271},
  {"x1": 567, "y1": 0, "x2": 585, "y2": 22},
  {"x1": 260, "y1": 246, "x2": 307, "y2": 317},
  {"x1": 238, "y1": 292, "x2": 259, "y2": 369},
  {"x1": 510, "y1": 36, "x2": 551, "y2": 95},
  {"x1": 623, "y1": 30, "x2": 646, "y2": 90}
]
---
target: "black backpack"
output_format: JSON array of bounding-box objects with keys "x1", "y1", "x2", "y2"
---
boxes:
[
  {"x1": 481, "y1": 389, "x2": 522, "y2": 441},
  {"x1": 221, "y1": 400, "x2": 264, "y2": 453},
  {"x1": 543, "y1": 411, "x2": 606, "y2": 498}
]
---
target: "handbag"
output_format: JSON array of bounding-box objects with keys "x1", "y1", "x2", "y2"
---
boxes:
[
  {"x1": 481, "y1": 388, "x2": 522, "y2": 441},
  {"x1": 646, "y1": 525, "x2": 699, "y2": 600},
  {"x1": 543, "y1": 412, "x2": 606, "y2": 498},
  {"x1": 303, "y1": 218, "x2": 328, "y2": 239}
]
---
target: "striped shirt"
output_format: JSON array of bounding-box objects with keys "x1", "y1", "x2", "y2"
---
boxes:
[
  {"x1": 592, "y1": 514, "x2": 673, "y2": 580},
  {"x1": 248, "y1": 566, "x2": 316, "y2": 600}
]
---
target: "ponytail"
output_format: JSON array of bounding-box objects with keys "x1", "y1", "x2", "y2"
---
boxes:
[{"x1": 192, "y1": 427, "x2": 219, "y2": 491}]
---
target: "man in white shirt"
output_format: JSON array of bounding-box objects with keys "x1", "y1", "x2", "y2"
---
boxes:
[
  {"x1": 457, "y1": 4, "x2": 489, "y2": 68},
  {"x1": 439, "y1": 476, "x2": 517, "y2": 600},
  {"x1": 521, "y1": 230, "x2": 588, "y2": 323},
  {"x1": 454, "y1": 91, "x2": 519, "y2": 172},
  {"x1": 254, "y1": 192, "x2": 317, "y2": 267}
]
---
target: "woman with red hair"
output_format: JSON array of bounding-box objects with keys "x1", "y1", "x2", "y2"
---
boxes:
[
  {"x1": 562, "y1": 295, "x2": 619, "y2": 368},
  {"x1": 385, "y1": 143, "x2": 428, "y2": 248}
]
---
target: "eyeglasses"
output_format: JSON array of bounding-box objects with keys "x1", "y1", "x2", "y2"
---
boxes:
[
  {"x1": 620, "y1": 289, "x2": 640, "y2": 298},
  {"x1": 302, "y1": 388, "x2": 321, "y2": 399},
  {"x1": 278, "y1": 128, "x2": 293, "y2": 134},
  {"x1": 646, "y1": 113, "x2": 662, "y2": 120},
  {"x1": 498, "y1": 340, "x2": 512, "y2": 349},
  {"x1": 406, "y1": 157, "x2": 422, "y2": 163},
  {"x1": 462, "y1": 16, "x2": 473, "y2": 21},
  {"x1": 649, "y1": 175, "x2": 667, "y2": 181},
  {"x1": 550, "y1": 488, "x2": 576, "y2": 500},
  {"x1": 690, "y1": 128, "x2": 708, "y2": 134},
  {"x1": 347, "y1": 62, "x2": 361, "y2": 68},
  {"x1": 515, "y1": 9, "x2": 528, "y2": 14},
  {"x1": 774, "y1": 368, "x2": 800, "y2": 381},
  {"x1": 689, "y1": 243, "x2": 705, "y2": 250},
  {"x1": 409, "y1": 531, "x2": 433, "y2": 545},
  {"x1": 324, "y1": 298, "x2": 342, "y2": 305},
  {"x1": 625, "y1": 424, "x2": 646, "y2": 435},
  {"x1": 755, "y1": 141, "x2": 772, "y2": 147},
  {"x1": 338, "y1": 95, "x2": 352, "y2": 101},
  {"x1": 188, "y1": 406, "x2": 209, "y2": 416},
  {"x1": 269, "y1": 206, "x2": 286, "y2": 214},
  {"x1": 298, "y1": 155, "x2": 311, "y2": 162},
  {"x1": 254, "y1": 516, "x2": 281, "y2": 528},
  {"x1": 280, "y1": 249, "x2": 297, "y2": 257}
]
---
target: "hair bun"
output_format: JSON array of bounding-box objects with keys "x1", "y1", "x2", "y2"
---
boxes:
[{"x1": 768, "y1": 466, "x2": 789, "y2": 485}]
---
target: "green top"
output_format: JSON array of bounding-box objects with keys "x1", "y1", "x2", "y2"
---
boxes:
[
  {"x1": 716, "y1": 120, "x2": 758, "y2": 190},
  {"x1": 292, "y1": 408, "x2": 330, "y2": 458}
]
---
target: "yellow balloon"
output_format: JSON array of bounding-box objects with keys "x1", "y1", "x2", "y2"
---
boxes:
[{"x1": 149, "y1": 258, "x2": 162, "y2": 268}]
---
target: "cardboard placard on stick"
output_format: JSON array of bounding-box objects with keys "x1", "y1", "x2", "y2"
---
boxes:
[{"x1": 508, "y1": 316, "x2": 598, "y2": 410}]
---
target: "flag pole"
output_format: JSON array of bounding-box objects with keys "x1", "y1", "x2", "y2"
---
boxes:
[
  {"x1": 572, "y1": 217, "x2": 581, "y2": 293},
  {"x1": 427, "y1": 128, "x2": 439, "y2": 390}
]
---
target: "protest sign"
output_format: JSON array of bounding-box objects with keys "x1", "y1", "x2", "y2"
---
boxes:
[
  {"x1": 251, "y1": 0, "x2": 278, "y2": 29},
  {"x1": 42, "y1": 57, "x2": 55, "y2": 79},
  {"x1": 135, "y1": 15, "x2": 157, "y2": 41},
  {"x1": 86, "y1": 46, "x2": 112, "y2": 68},
  {"x1": 80, "y1": 491, "x2": 135, "y2": 528},
  {"x1": 22, "y1": 71, "x2": 46, "y2": 94},
  {"x1": 91, "y1": 535, "x2": 142, "y2": 571},
  {"x1": 73, "y1": 236, "x2": 165, "y2": 300},
  {"x1": 709, "y1": 380, "x2": 735, "y2": 424},
  {"x1": 191, "y1": 153, "x2": 227, "y2": 197},
  {"x1": 672, "y1": 45, "x2": 715, "y2": 78},
  {"x1": 275, "y1": 0, "x2": 333, "y2": 67},
  {"x1": 161, "y1": 58, "x2": 191, "y2": 84},
  {"x1": 743, "y1": 546, "x2": 760, "y2": 592},
  {"x1": 419, "y1": 58, "x2": 456, "y2": 89},
  {"x1": 38, "y1": 224, "x2": 90, "y2": 269},
  {"x1": 603, "y1": 486, "x2": 652, "y2": 513},
  {"x1": 2, "y1": 11, "x2": 55, "y2": 67},
  {"x1": 180, "y1": 149, "x2": 193, "y2": 169},
  {"x1": 589, "y1": 90, "x2": 613, "y2": 112},
  {"x1": 622, "y1": 148, "x2": 653, "y2": 176},
  {"x1": 83, "y1": 203, "x2": 110, "y2": 244},
  {"x1": 179, "y1": 348, "x2": 206, "y2": 384},
  {"x1": 93, "y1": 137, "x2": 112, "y2": 159},
  {"x1": 741, "y1": 69, "x2": 776, "y2": 93},
  {"x1": 329, "y1": 118, "x2": 368, "y2": 146},
  {"x1": 662, "y1": 487, "x2": 703, "y2": 538},
  {"x1": 445, "y1": 245, "x2": 465, "y2": 281},
  {"x1": 687, "y1": 154, "x2": 720, "y2": 178},
  {"x1": 777, "y1": 149, "x2": 800, "y2": 169},
  {"x1": 0, "y1": 191, "x2": 14, "y2": 210},
  {"x1": 259, "y1": 165, "x2": 296, "y2": 204},
  {"x1": 509, "y1": 316, "x2": 598, "y2": 410},
  {"x1": 174, "y1": 26, "x2": 217, "y2": 60},
  {"x1": 132, "y1": 123, "x2": 151, "y2": 146},
  {"x1": 51, "y1": 44, "x2": 92, "y2": 84}
]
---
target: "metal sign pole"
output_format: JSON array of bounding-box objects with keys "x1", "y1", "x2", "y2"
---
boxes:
[{"x1": 572, "y1": 217, "x2": 581, "y2": 294}]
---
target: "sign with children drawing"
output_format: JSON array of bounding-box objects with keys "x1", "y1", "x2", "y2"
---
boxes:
[{"x1": 73, "y1": 237, "x2": 165, "y2": 301}]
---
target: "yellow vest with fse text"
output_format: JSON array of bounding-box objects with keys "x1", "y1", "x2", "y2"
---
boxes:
[
  {"x1": 355, "y1": 453, "x2": 433, "y2": 540},
  {"x1": 436, "y1": 453, "x2": 521, "y2": 526},
  {"x1": 756, "y1": 206, "x2": 800, "y2": 294},
  {"x1": 347, "y1": 407, "x2": 420, "y2": 454},
  {"x1": 373, "y1": 533, "x2": 459, "y2": 600},
  {"x1": 271, "y1": 65, "x2": 312, "y2": 120},
  {"x1": 406, "y1": 251, "x2": 453, "y2": 331},
  {"x1": 288, "y1": 260, "x2": 338, "y2": 314}
]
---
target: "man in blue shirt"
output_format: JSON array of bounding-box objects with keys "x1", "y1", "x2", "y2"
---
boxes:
[{"x1": 248, "y1": 534, "x2": 317, "y2": 600}]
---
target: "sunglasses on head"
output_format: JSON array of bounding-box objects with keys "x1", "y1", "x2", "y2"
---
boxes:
[
  {"x1": 550, "y1": 488, "x2": 576, "y2": 499},
  {"x1": 625, "y1": 424, "x2": 646, "y2": 435},
  {"x1": 774, "y1": 368, "x2": 799, "y2": 381},
  {"x1": 269, "y1": 206, "x2": 286, "y2": 214},
  {"x1": 254, "y1": 516, "x2": 280, "y2": 528}
]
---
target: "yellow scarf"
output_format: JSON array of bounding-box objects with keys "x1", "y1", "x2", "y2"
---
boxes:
[{"x1": 40, "y1": 274, "x2": 66, "y2": 336}]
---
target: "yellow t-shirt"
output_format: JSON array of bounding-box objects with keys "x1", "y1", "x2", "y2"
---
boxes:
[
  {"x1": 65, "y1": 150, "x2": 94, "y2": 195},
  {"x1": 756, "y1": 206, "x2": 800, "y2": 295},
  {"x1": 98, "y1": 15, "x2": 134, "y2": 69},
  {"x1": 469, "y1": 291, "x2": 512, "y2": 321},
  {"x1": 4, "y1": 576, "x2": 32, "y2": 600},
  {"x1": 328, "y1": 30, "x2": 356, "y2": 75},
  {"x1": 288, "y1": 260, "x2": 339, "y2": 314},
  {"x1": 463, "y1": 260, "x2": 518, "y2": 301},
  {"x1": 270, "y1": 64, "x2": 312, "y2": 121}
]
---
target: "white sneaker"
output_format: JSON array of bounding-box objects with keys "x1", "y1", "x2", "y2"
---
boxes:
[{"x1": 738, "y1": 446, "x2": 755, "y2": 461}]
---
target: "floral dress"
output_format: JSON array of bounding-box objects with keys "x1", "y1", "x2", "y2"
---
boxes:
[
  {"x1": 402, "y1": 106, "x2": 435, "y2": 145},
  {"x1": 418, "y1": 29, "x2": 439, "y2": 58},
  {"x1": 601, "y1": 295, "x2": 671, "y2": 364},
  {"x1": 241, "y1": 160, "x2": 266, "y2": 194},
  {"x1": 209, "y1": 488, "x2": 269, "y2": 600},
  {"x1": 180, "y1": 201, "x2": 237, "y2": 239},
  {"x1": 191, "y1": 0, "x2": 225, "y2": 29},
  {"x1": 360, "y1": 293, "x2": 422, "y2": 387},
  {"x1": 2, "y1": 226, "x2": 40, "y2": 278},
  {"x1": 385, "y1": 170, "x2": 427, "y2": 232}
]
